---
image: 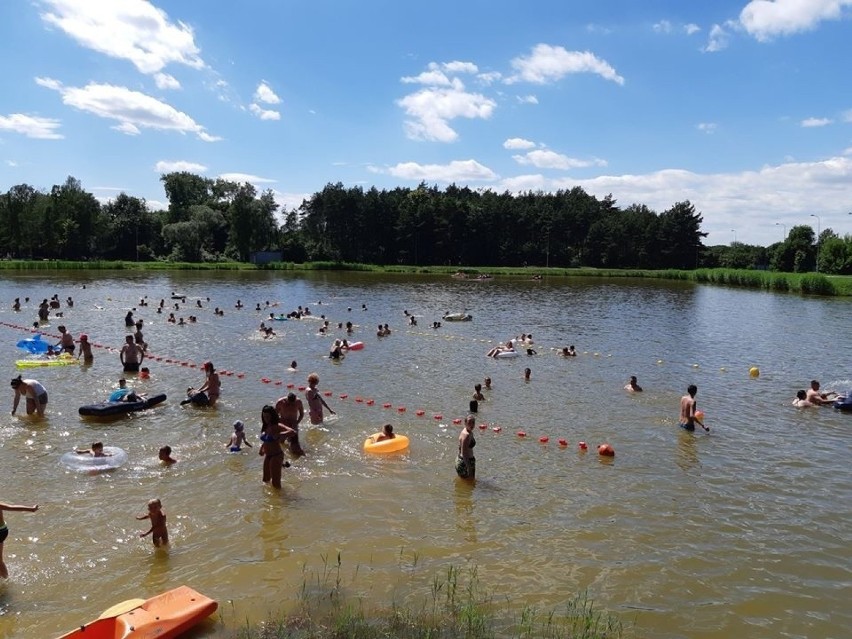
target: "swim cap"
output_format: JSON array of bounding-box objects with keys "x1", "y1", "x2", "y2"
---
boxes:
[
  {"x1": 233, "y1": 420, "x2": 244, "y2": 431},
  {"x1": 79, "y1": 333, "x2": 88, "y2": 341}
]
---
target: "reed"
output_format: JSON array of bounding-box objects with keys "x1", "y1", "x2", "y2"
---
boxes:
[{"x1": 223, "y1": 557, "x2": 624, "y2": 639}]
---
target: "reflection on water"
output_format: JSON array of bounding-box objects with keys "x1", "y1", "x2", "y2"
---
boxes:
[{"x1": 0, "y1": 271, "x2": 850, "y2": 638}]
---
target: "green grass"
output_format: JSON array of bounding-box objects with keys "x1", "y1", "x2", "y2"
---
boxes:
[{"x1": 219, "y1": 555, "x2": 625, "y2": 639}]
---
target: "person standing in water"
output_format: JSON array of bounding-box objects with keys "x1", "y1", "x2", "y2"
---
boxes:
[
  {"x1": 275, "y1": 392, "x2": 305, "y2": 456},
  {"x1": 305, "y1": 372, "x2": 335, "y2": 425},
  {"x1": 679, "y1": 384, "x2": 708, "y2": 432},
  {"x1": 456, "y1": 414, "x2": 477, "y2": 480},
  {"x1": 0, "y1": 500, "x2": 39, "y2": 578}
]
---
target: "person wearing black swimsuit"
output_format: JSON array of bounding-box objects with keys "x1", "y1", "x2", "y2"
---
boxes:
[{"x1": 456, "y1": 414, "x2": 477, "y2": 480}]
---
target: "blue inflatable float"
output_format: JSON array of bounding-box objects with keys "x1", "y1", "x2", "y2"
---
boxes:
[{"x1": 17, "y1": 333, "x2": 51, "y2": 354}]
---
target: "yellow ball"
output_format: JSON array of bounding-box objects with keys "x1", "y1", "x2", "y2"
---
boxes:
[{"x1": 749, "y1": 367, "x2": 760, "y2": 378}]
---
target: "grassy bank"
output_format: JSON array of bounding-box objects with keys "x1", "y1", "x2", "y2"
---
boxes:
[
  {"x1": 220, "y1": 557, "x2": 625, "y2": 639},
  {"x1": 1, "y1": 260, "x2": 849, "y2": 296}
]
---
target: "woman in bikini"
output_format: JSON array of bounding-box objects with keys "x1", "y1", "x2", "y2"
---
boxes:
[{"x1": 259, "y1": 405, "x2": 295, "y2": 488}]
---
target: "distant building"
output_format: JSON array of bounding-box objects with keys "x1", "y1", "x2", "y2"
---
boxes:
[{"x1": 250, "y1": 251, "x2": 282, "y2": 265}]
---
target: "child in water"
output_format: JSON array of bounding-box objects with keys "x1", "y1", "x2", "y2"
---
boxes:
[
  {"x1": 305, "y1": 373, "x2": 335, "y2": 425},
  {"x1": 76, "y1": 442, "x2": 111, "y2": 457},
  {"x1": 136, "y1": 498, "x2": 168, "y2": 547},
  {"x1": 226, "y1": 420, "x2": 252, "y2": 452},
  {"x1": 375, "y1": 423, "x2": 395, "y2": 441},
  {"x1": 158, "y1": 446, "x2": 177, "y2": 464},
  {"x1": 0, "y1": 500, "x2": 39, "y2": 579}
]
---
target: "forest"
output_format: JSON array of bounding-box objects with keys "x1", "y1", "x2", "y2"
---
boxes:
[{"x1": 1, "y1": 172, "x2": 849, "y2": 274}]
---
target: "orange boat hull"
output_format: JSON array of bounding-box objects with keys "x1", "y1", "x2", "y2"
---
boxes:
[{"x1": 56, "y1": 585, "x2": 217, "y2": 639}]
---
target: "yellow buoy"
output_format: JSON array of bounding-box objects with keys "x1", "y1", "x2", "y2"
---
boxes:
[
  {"x1": 692, "y1": 363, "x2": 699, "y2": 368},
  {"x1": 749, "y1": 366, "x2": 760, "y2": 378}
]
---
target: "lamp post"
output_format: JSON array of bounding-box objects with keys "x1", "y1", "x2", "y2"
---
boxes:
[
  {"x1": 775, "y1": 222, "x2": 786, "y2": 241},
  {"x1": 731, "y1": 229, "x2": 737, "y2": 245},
  {"x1": 810, "y1": 214, "x2": 821, "y2": 272}
]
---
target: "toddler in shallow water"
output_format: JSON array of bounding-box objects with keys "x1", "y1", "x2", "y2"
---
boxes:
[{"x1": 227, "y1": 420, "x2": 252, "y2": 452}]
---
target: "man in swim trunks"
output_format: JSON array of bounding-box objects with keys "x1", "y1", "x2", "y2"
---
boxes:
[
  {"x1": 275, "y1": 392, "x2": 305, "y2": 456},
  {"x1": 119, "y1": 335, "x2": 144, "y2": 372},
  {"x1": 679, "y1": 384, "x2": 707, "y2": 431},
  {"x1": 805, "y1": 380, "x2": 835, "y2": 406}
]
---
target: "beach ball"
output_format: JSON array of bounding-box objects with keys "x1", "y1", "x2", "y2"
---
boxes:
[{"x1": 749, "y1": 367, "x2": 760, "y2": 378}]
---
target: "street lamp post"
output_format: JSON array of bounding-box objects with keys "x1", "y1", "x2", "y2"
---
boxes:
[
  {"x1": 810, "y1": 214, "x2": 821, "y2": 272},
  {"x1": 731, "y1": 229, "x2": 737, "y2": 245},
  {"x1": 775, "y1": 222, "x2": 786, "y2": 241}
]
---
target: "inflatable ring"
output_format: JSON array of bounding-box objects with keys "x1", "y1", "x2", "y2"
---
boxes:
[
  {"x1": 347, "y1": 341, "x2": 364, "y2": 351},
  {"x1": 363, "y1": 433, "x2": 409, "y2": 453},
  {"x1": 60, "y1": 446, "x2": 128, "y2": 472},
  {"x1": 493, "y1": 350, "x2": 519, "y2": 359}
]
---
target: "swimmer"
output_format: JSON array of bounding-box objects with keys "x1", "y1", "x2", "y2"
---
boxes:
[
  {"x1": 136, "y1": 498, "x2": 168, "y2": 547},
  {"x1": 805, "y1": 380, "x2": 836, "y2": 406},
  {"x1": 472, "y1": 383, "x2": 485, "y2": 401},
  {"x1": 483, "y1": 376, "x2": 492, "y2": 390},
  {"x1": 77, "y1": 333, "x2": 93, "y2": 364},
  {"x1": 56, "y1": 325, "x2": 75, "y2": 354},
  {"x1": 793, "y1": 390, "x2": 816, "y2": 408},
  {"x1": 119, "y1": 335, "x2": 144, "y2": 372},
  {"x1": 288, "y1": 361, "x2": 298, "y2": 372},
  {"x1": 375, "y1": 423, "x2": 395, "y2": 441},
  {"x1": 158, "y1": 446, "x2": 177, "y2": 465},
  {"x1": 524, "y1": 367, "x2": 531, "y2": 381},
  {"x1": 305, "y1": 373, "x2": 335, "y2": 425},
  {"x1": 625, "y1": 376, "x2": 643, "y2": 392},
  {"x1": 561, "y1": 345, "x2": 577, "y2": 357},
  {"x1": 226, "y1": 420, "x2": 252, "y2": 451},
  {"x1": 455, "y1": 415, "x2": 477, "y2": 480},
  {"x1": 75, "y1": 441, "x2": 111, "y2": 457},
  {"x1": 679, "y1": 384, "x2": 708, "y2": 432}
]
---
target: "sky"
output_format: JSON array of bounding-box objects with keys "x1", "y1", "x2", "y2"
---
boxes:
[{"x1": 1, "y1": 0, "x2": 851, "y2": 247}]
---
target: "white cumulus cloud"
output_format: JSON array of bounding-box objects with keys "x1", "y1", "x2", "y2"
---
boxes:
[
  {"x1": 653, "y1": 20, "x2": 673, "y2": 33},
  {"x1": 36, "y1": 76, "x2": 219, "y2": 141},
  {"x1": 703, "y1": 23, "x2": 732, "y2": 52},
  {"x1": 503, "y1": 138, "x2": 537, "y2": 150},
  {"x1": 218, "y1": 172, "x2": 277, "y2": 184},
  {"x1": 512, "y1": 149, "x2": 607, "y2": 170},
  {"x1": 39, "y1": 0, "x2": 204, "y2": 75},
  {"x1": 254, "y1": 81, "x2": 281, "y2": 104},
  {"x1": 397, "y1": 87, "x2": 496, "y2": 142},
  {"x1": 373, "y1": 159, "x2": 497, "y2": 183},
  {"x1": 0, "y1": 113, "x2": 63, "y2": 139},
  {"x1": 155, "y1": 160, "x2": 207, "y2": 173},
  {"x1": 740, "y1": 0, "x2": 852, "y2": 41},
  {"x1": 697, "y1": 122, "x2": 718, "y2": 133},
  {"x1": 249, "y1": 103, "x2": 281, "y2": 121},
  {"x1": 154, "y1": 73, "x2": 181, "y2": 90},
  {"x1": 685, "y1": 23, "x2": 701, "y2": 35},
  {"x1": 506, "y1": 44, "x2": 624, "y2": 86},
  {"x1": 517, "y1": 94, "x2": 539, "y2": 104},
  {"x1": 801, "y1": 117, "x2": 833, "y2": 127}
]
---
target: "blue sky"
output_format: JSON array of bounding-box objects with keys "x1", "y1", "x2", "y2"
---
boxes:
[{"x1": 1, "y1": 0, "x2": 851, "y2": 246}]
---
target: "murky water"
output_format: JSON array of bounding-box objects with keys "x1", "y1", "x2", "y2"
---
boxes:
[{"x1": 0, "y1": 271, "x2": 849, "y2": 638}]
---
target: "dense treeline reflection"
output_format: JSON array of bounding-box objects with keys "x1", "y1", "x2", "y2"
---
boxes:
[{"x1": 1, "y1": 173, "x2": 849, "y2": 272}]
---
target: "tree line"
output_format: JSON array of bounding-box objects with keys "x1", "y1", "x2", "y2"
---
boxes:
[{"x1": 1, "y1": 173, "x2": 848, "y2": 273}]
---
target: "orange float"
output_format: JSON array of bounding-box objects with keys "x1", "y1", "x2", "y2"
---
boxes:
[
  {"x1": 558, "y1": 439, "x2": 568, "y2": 446},
  {"x1": 415, "y1": 409, "x2": 425, "y2": 416},
  {"x1": 517, "y1": 431, "x2": 527, "y2": 437},
  {"x1": 539, "y1": 436, "x2": 549, "y2": 443},
  {"x1": 578, "y1": 441, "x2": 588, "y2": 450},
  {"x1": 397, "y1": 407, "x2": 406, "y2": 413}
]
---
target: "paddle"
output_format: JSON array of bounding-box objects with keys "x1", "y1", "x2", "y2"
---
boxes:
[{"x1": 98, "y1": 598, "x2": 145, "y2": 619}]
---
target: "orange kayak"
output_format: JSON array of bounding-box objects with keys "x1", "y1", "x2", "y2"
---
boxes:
[{"x1": 56, "y1": 585, "x2": 217, "y2": 639}]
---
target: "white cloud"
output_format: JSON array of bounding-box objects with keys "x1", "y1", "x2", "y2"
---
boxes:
[
  {"x1": 397, "y1": 87, "x2": 496, "y2": 142},
  {"x1": 506, "y1": 44, "x2": 625, "y2": 86},
  {"x1": 685, "y1": 23, "x2": 701, "y2": 35},
  {"x1": 841, "y1": 109, "x2": 852, "y2": 122},
  {"x1": 504, "y1": 138, "x2": 537, "y2": 150},
  {"x1": 477, "y1": 71, "x2": 502, "y2": 85},
  {"x1": 495, "y1": 155, "x2": 852, "y2": 244},
  {"x1": 373, "y1": 159, "x2": 498, "y2": 182},
  {"x1": 401, "y1": 69, "x2": 453, "y2": 86},
  {"x1": 249, "y1": 103, "x2": 281, "y2": 120},
  {"x1": 0, "y1": 113, "x2": 63, "y2": 139},
  {"x1": 517, "y1": 94, "x2": 539, "y2": 104},
  {"x1": 272, "y1": 189, "x2": 310, "y2": 214},
  {"x1": 254, "y1": 81, "x2": 281, "y2": 104},
  {"x1": 585, "y1": 24, "x2": 613, "y2": 35},
  {"x1": 218, "y1": 172, "x2": 277, "y2": 184},
  {"x1": 6, "y1": 160, "x2": 19, "y2": 167},
  {"x1": 442, "y1": 61, "x2": 478, "y2": 74},
  {"x1": 39, "y1": 0, "x2": 204, "y2": 75},
  {"x1": 512, "y1": 149, "x2": 607, "y2": 170},
  {"x1": 703, "y1": 23, "x2": 732, "y2": 52},
  {"x1": 154, "y1": 72, "x2": 181, "y2": 90},
  {"x1": 146, "y1": 199, "x2": 168, "y2": 211},
  {"x1": 697, "y1": 122, "x2": 718, "y2": 133},
  {"x1": 36, "y1": 77, "x2": 219, "y2": 141},
  {"x1": 653, "y1": 20, "x2": 673, "y2": 33},
  {"x1": 155, "y1": 160, "x2": 207, "y2": 173},
  {"x1": 740, "y1": 0, "x2": 852, "y2": 41},
  {"x1": 801, "y1": 117, "x2": 833, "y2": 127}
]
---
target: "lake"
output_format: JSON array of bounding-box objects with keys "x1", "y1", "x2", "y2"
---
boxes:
[{"x1": 0, "y1": 271, "x2": 849, "y2": 638}]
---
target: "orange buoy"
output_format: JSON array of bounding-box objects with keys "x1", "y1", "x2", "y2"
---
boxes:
[
  {"x1": 298, "y1": 386, "x2": 306, "y2": 391},
  {"x1": 539, "y1": 436, "x2": 549, "y2": 443},
  {"x1": 355, "y1": 397, "x2": 363, "y2": 403},
  {"x1": 558, "y1": 439, "x2": 568, "y2": 446},
  {"x1": 453, "y1": 418, "x2": 462, "y2": 424},
  {"x1": 339, "y1": 393, "x2": 348, "y2": 399},
  {"x1": 382, "y1": 403, "x2": 391, "y2": 408},
  {"x1": 366, "y1": 399, "x2": 375, "y2": 405},
  {"x1": 274, "y1": 381, "x2": 283, "y2": 386},
  {"x1": 433, "y1": 414, "x2": 442, "y2": 420},
  {"x1": 415, "y1": 409, "x2": 425, "y2": 416},
  {"x1": 323, "y1": 391, "x2": 332, "y2": 397},
  {"x1": 286, "y1": 383, "x2": 294, "y2": 389},
  {"x1": 478, "y1": 423, "x2": 487, "y2": 430},
  {"x1": 598, "y1": 443, "x2": 615, "y2": 457},
  {"x1": 578, "y1": 441, "x2": 588, "y2": 450},
  {"x1": 237, "y1": 373, "x2": 245, "y2": 378}
]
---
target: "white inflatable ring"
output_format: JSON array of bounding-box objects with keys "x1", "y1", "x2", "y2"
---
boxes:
[{"x1": 60, "y1": 446, "x2": 128, "y2": 472}]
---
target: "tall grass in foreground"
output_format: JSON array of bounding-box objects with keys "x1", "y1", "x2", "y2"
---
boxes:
[{"x1": 223, "y1": 555, "x2": 624, "y2": 639}]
